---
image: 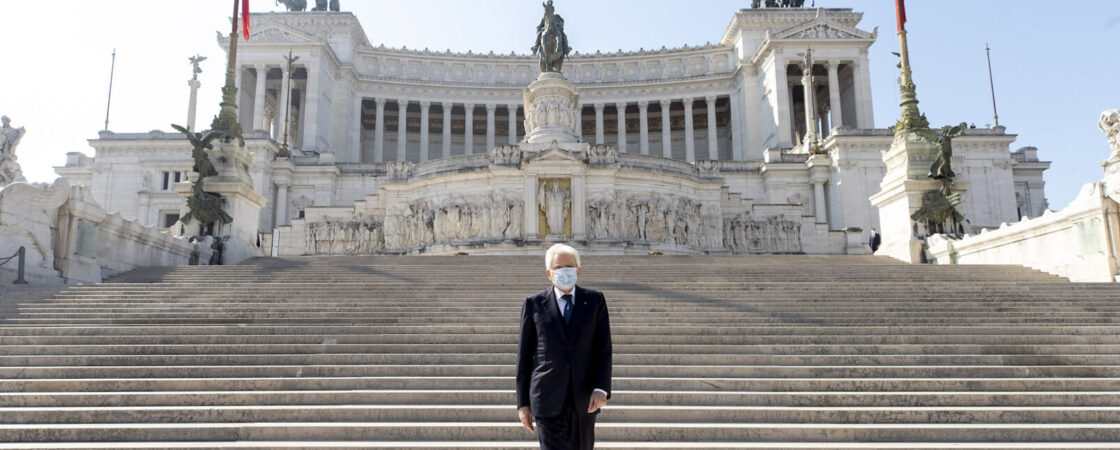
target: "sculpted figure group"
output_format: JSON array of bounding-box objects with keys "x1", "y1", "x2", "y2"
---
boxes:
[
  {"x1": 723, "y1": 212, "x2": 803, "y2": 254},
  {"x1": 586, "y1": 193, "x2": 722, "y2": 249},
  {"x1": 0, "y1": 116, "x2": 26, "y2": 185}
]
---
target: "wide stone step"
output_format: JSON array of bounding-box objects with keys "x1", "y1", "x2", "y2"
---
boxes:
[
  {"x1": 3, "y1": 404, "x2": 1119, "y2": 424},
  {"x1": 2, "y1": 422, "x2": 1119, "y2": 443}
]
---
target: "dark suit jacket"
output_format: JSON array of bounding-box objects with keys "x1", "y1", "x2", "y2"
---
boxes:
[{"x1": 516, "y1": 285, "x2": 612, "y2": 418}]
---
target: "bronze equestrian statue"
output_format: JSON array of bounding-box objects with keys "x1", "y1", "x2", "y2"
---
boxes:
[{"x1": 531, "y1": 0, "x2": 571, "y2": 73}]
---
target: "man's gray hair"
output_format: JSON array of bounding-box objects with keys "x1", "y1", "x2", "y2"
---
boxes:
[{"x1": 545, "y1": 243, "x2": 581, "y2": 269}]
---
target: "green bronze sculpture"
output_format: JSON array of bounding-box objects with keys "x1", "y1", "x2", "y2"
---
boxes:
[
  {"x1": 172, "y1": 124, "x2": 232, "y2": 235},
  {"x1": 531, "y1": 0, "x2": 570, "y2": 73},
  {"x1": 930, "y1": 122, "x2": 967, "y2": 180}
]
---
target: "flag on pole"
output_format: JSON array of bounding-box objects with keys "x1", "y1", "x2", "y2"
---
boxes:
[
  {"x1": 895, "y1": 0, "x2": 907, "y2": 32},
  {"x1": 242, "y1": 0, "x2": 251, "y2": 40}
]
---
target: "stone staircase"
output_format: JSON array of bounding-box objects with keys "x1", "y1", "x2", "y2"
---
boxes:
[{"x1": 1, "y1": 255, "x2": 1119, "y2": 449}]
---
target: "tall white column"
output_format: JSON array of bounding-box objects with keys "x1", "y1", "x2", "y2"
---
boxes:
[
  {"x1": 706, "y1": 95, "x2": 718, "y2": 160},
  {"x1": 615, "y1": 102, "x2": 627, "y2": 153},
  {"x1": 276, "y1": 66, "x2": 291, "y2": 140},
  {"x1": 594, "y1": 103, "x2": 605, "y2": 144},
  {"x1": 524, "y1": 176, "x2": 538, "y2": 238},
  {"x1": 396, "y1": 99, "x2": 407, "y2": 161},
  {"x1": 660, "y1": 100, "x2": 672, "y2": 158},
  {"x1": 827, "y1": 61, "x2": 843, "y2": 132},
  {"x1": 485, "y1": 103, "x2": 496, "y2": 151},
  {"x1": 743, "y1": 66, "x2": 763, "y2": 159},
  {"x1": 464, "y1": 103, "x2": 475, "y2": 154},
  {"x1": 683, "y1": 97, "x2": 695, "y2": 162},
  {"x1": 730, "y1": 88, "x2": 744, "y2": 160},
  {"x1": 350, "y1": 95, "x2": 362, "y2": 162},
  {"x1": 373, "y1": 98, "x2": 385, "y2": 162},
  {"x1": 507, "y1": 104, "x2": 518, "y2": 144},
  {"x1": 855, "y1": 50, "x2": 875, "y2": 129},
  {"x1": 252, "y1": 65, "x2": 268, "y2": 131},
  {"x1": 187, "y1": 78, "x2": 201, "y2": 132},
  {"x1": 774, "y1": 51, "x2": 792, "y2": 147},
  {"x1": 303, "y1": 63, "x2": 320, "y2": 150},
  {"x1": 638, "y1": 101, "x2": 649, "y2": 155},
  {"x1": 442, "y1": 102, "x2": 453, "y2": 158},
  {"x1": 275, "y1": 183, "x2": 290, "y2": 227},
  {"x1": 575, "y1": 104, "x2": 583, "y2": 141},
  {"x1": 419, "y1": 101, "x2": 431, "y2": 162}
]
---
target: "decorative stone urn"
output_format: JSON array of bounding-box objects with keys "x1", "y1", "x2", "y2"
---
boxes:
[{"x1": 523, "y1": 72, "x2": 580, "y2": 144}]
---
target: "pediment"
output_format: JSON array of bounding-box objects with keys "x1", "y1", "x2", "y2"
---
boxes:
[
  {"x1": 525, "y1": 145, "x2": 587, "y2": 165},
  {"x1": 774, "y1": 19, "x2": 874, "y2": 41},
  {"x1": 248, "y1": 24, "x2": 321, "y2": 44}
]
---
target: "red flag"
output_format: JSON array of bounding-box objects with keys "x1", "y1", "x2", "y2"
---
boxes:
[
  {"x1": 242, "y1": 0, "x2": 251, "y2": 41},
  {"x1": 895, "y1": 0, "x2": 906, "y2": 32}
]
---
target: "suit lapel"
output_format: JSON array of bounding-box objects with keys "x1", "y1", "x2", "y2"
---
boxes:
[
  {"x1": 539, "y1": 288, "x2": 566, "y2": 337},
  {"x1": 567, "y1": 286, "x2": 588, "y2": 342}
]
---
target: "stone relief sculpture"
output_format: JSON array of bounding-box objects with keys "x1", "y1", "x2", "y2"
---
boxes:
[
  {"x1": 385, "y1": 161, "x2": 412, "y2": 181},
  {"x1": 586, "y1": 193, "x2": 722, "y2": 249},
  {"x1": 723, "y1": 212, "x2": 803, "y2": 254},
  {"x1": 531, "y1": 0, "x2": 571, "y2": 73},
  {"x1": 491, "y1": 145, "x2": 523, "y2": 166},
  {"x1": 0, "y1": 116, "x2": 27, "y2": 185},
  {"x1": 538, "y1": 180, "x2": 570, "y2": 236},
  {"x1": 1098, "y1": 109, "x2": 1120, "y2": 161},
  {"x1": 525, "y1": 97, "x2": 578, "y2": 133},
  {"x1": 302, "y1": 192, "x2": 524, "y2": 254},
  {"x1": 587, "y1": 145, "x2": 616, "y2": 165}
]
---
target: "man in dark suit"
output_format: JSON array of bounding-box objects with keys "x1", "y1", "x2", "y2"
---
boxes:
[
  {"x1": 517, "y1": 243, "x2": 612, "y2": 449},
  {"x1": 869, "y1": 227, "x2": 882, "y2": 253}
]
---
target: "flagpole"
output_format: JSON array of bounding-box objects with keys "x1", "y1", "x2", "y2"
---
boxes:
[
  {"x1": 985, "y1": 43, "x2": 999, "y2": 127},
  {"x1": 103, "y1": 49, "x2": 116, "y2": 131},
  {"x1": 894, "y1": 0, "x2": 928, "y2": 133}
]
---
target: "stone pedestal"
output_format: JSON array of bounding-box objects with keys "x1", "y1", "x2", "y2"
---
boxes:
[
  {"x1": 870, "y1": 130, "x2": 968, "y2": 263},
  {"x1": 175, "y1": 141, "x2": 266, "y2": 265},
  {"x1": 523, "y1": 72, "x2": 580, "y2": 144}
]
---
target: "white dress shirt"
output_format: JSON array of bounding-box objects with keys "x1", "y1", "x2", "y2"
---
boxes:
[{"x1": 553, "y1": 286, "x2": 609, "y2": 399}]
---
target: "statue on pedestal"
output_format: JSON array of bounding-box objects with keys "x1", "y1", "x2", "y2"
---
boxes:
[
  {"x1": 1099, "y1": 109, "x2": 1120, "y2": 162},
  {"x1": 531, "y1": 0, "x2": 570, "y2": 73},
  {"x1": 929, "y1": 122, "x2": 966, "y2": 180},
  {"x1": 0, "y1": 116, "x2": 27, "y2": 185},
  {"x1": 276, "y1": 0, "x2": 308, "y2": 11}
]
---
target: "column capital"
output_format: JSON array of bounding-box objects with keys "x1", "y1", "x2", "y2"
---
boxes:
[
  {"x1": 682, "y1": 97, "x2": 695, "y2": 106},
  {"x1": 593, "y1": 102, "x2": 605, "y2": 111},
  {"x1": 373, "y1": 97, "x2": 384, "y2": 106},
  {"x1": 660, "y1": 99, "x2": 672, "y2": 108},
  {"x1": 826, "y1": 60, "x2": 841, "y2": 71},
  {"x1": 396, "y1": 98, "x2": 409, "y2": 106},
  {"x1": 508, "y1": 104, "x2": 520, "y2": 111},
  {"x1": 419, "y1": 100, "x2": 431, "y2": 108},
  {"x1": 704, "y1": 95, "x2": 717, "y2": 103},
  {"x1": 464, "y1": 103, "x2": 476, "y2": 110},
  {"x1": 615, "y1": 102, "x2": 627, "y2": 110},
  {"x1": 441, "y1": 101, "x2": 453, "y2": 109},
  {"x1": 638, "y1": 100, "x2": 649, "y2": 108},
  {"x1": 485, "y1": 103, "x2": 496, "y2": 111}
]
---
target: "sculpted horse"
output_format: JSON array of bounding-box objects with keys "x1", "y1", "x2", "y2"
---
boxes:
[
  {"x1": 531, "y1": 0, "x2": 570, "y2": 73},
  {"x1": 276, "y1": 0, "x2": 307, "y2": 11}
]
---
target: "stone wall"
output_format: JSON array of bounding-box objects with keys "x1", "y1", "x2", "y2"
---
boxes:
[
  {"x1": 0, "y1": 179, "x2": 211, "y2": 285},
  {"x1": 926, "y1": 183, "x2": 1120, "y2": 282}
]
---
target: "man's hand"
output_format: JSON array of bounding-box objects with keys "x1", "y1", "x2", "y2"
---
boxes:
[
  {"x1": 518, "y1": 406, "x2": 535, "y2": 432},
  {"x1": 587, "y1": 390, "x2": 607, "y2": 413}
]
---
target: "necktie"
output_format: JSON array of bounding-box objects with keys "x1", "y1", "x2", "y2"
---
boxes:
[{"x1": 561, "y1": 294, "x2": 573, "y2": 325}]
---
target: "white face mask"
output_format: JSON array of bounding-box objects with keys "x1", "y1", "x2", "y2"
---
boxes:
[{"x1": 551, "y1": 267, "x2": 578, "y2": 291}]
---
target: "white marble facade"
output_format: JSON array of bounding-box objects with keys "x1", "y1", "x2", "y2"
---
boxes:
[{"x1": 55, "y1": 6, "x2": 1050, "y2": 255}]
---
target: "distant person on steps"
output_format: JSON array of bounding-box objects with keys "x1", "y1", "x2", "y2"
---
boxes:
[
  {"x1": 517, "y1": 243, "x2": 613, "y2": 449},
  {"x1": 869, "y1": 227, "x2": 881, "y2": 253}
]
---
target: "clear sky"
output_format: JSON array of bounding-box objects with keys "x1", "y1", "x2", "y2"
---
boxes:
[{"x1": 4, "y1": 0, "x2": 1118, "y2": 210}]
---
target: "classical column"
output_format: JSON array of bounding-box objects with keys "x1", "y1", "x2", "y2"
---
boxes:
[
  {"x1": 276, "y1": 65, "x2": 291, "y2": 140},
  {"x1": 139, "y1": 196, "x2": 152, "y2": 227},
  {"x1": 507, "y1": 104, "x2": 518, "y2": 144},
  {"x1": 275, "y1": 182, "x2": 290, "y2": 227},
  {"x1": 303, "y1": 63, "x2": 320, "y2": 150},
  {"x1": 419, "y1": 101, "x2": 431, "y2": 162},
  {"x1": 827, "y1": 61, "x2": 843, "y2": 132},
  {"x1": 571, "y1": 176, "x2": 586, "y2": 240},
  {"x1": 615, "y1": 102, "x2": 627, "y2": 153},
  {"x1": 442, "y1": 102, "x2": 453, "y2": 159},
  {"x1": 774, "y1": 50, "x2": 792, "y2": 147},
  {"x1": 575, "y1": 104, "x2": 583, "y2": 141},
  {"x1": 813, "y1": 180, "x2": 828, "y2": 224},
  {"x1": 396, "y1": 99, "x2": 407, "y2": 161},
  {"x1": 373, "y1": 98, "x2": 385, "y2": 162},
  {"x1": 855, "y1": 49, "x2": 875, "y2": 129},
  {"x1": 660, "y1": 100, "x2": 672, "y2": 158},
  {"x1": 351, "y1": 95, "x2": 362, "y2": 162},
  {"x1": 524, "y1": 176, "x2": 538, "y2": 238},
  {"x1": 683, "y1": 97, "x2": 695, "y2": 162},
  {"x1": 464, "y1": 103, "x2": 475, "y2": 154},
  {"x1": 705, "y1": 95, "x2": 718, "y2": 160},
  {"x1": 252, "y1": 65, "x2": 268, "y2": 131},
  {"x1": 594, "y1": 103, "x2": 605, "y2": 144},
  {"x1": 485, "y1": 103, "x2": 496, "y2": 151},
  {"x1": 638, "y1": 101, "x2": 649, "y2": 155},
  {"x1": 730, "y1": 89, "x2": 744, "y2": 160}
]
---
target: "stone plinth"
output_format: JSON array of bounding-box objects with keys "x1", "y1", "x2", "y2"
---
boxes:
[
  {"x1": 523, "y1": 72, "x2": 580, "y2": 144},
  {"x1": 177, "y1": 141, "x2": 267, "y2": 265},
  {"x1": 871, "y1": 130, "x2": 968, "y2": 263}
]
